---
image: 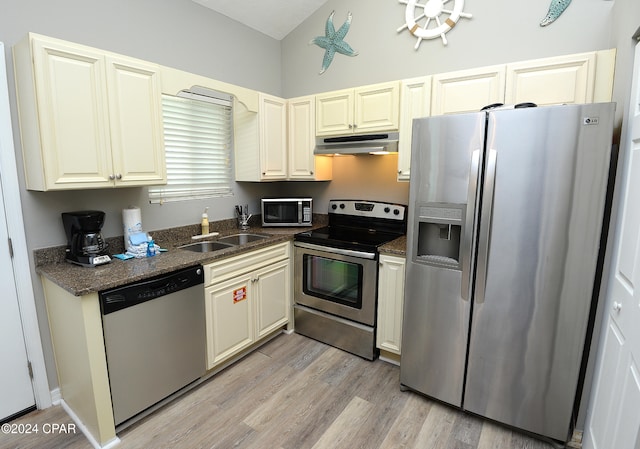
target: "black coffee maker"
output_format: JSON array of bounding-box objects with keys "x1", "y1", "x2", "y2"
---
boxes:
[{"x1": 61, "y1": 210, "x2": 111, "y2": 267}]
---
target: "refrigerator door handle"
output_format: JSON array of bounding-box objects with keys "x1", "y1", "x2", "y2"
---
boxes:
[
  {"x1": 475, "y1": 149, "x2": 497, "y2": 304},
  {"x1": 461, "y1": 149, "x2": 481, "y2": 301}
]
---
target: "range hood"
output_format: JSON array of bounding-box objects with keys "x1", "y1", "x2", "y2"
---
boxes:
[{"x1": 314, "y1": 132, "x2": 399, "y2": 155}]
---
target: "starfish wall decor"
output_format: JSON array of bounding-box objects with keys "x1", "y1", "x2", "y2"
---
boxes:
[
  {"x1": 310, "y1": 11, "x2": 359, "y2": 75},
  {"x1": 540, "y1": 0, "x2": 572, "y2": 26}
]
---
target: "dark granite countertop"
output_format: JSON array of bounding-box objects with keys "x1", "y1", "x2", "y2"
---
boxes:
[
  {"x1": 379, "y1": 235, "x2": 407, "y2": 257},
  {"x1": 36, "y1": 217, "x2": 327, "y2": 297}
]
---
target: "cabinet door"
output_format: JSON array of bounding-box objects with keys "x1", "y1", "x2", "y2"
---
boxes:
[
  {"x1": 354, "y1": 81, "x2": 400, "y2": 133},
  {"x1": 255, "y1": 259, "x2": 290, "y2": 338},
  {"x1": 376, "y1": 255, "x2": 406, "y2": 355},
  {"x1": 288, "y1": 95, "x2": 316, "y2": 179},
  {"x1": 205, "y1": 274, "x2": 254, "y2": 369},
  {"x1": 316, "y1": 89, "x2": 353, "y2": 136},
  {"x1": 106, "y1": 55, "x2": 166, "y2": 186},
  {"x1": 398, "y1": 76, "x2": 431, "y2": 181},
  {"x1": 431, "y1": 65, "x2": 506, "y2": 116},
  {"x1": 31, "y1": 37, "x2": 114, "y2": 189},
  {"x1": 505, "y1": 52, "x2": 596, "y2": 106},
  {"x1": 260, "y1": 94, "x2": 287, "y2": 180}
]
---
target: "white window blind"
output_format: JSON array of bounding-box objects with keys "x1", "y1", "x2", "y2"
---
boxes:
[{"x1": 149, "y1": 92, "x2": 233, "y2": 203}]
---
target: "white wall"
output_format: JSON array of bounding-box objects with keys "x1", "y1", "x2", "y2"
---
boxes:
[{"x1": 282, "y1": 0, "x2": 613, "y2": 98}]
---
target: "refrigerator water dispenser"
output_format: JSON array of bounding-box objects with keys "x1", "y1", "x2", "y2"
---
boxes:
[{"x1": 414, "y1": 203, "x2": 465, "y2": 270}]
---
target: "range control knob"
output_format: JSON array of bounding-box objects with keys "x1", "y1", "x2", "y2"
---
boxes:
[
  {"x1": 339, "y1": 203, "x2": 345, "y2": 209},
  {"x1": 394, "y1": 209, "x2": 400, "y2": 215},
  {"x1": 331, "y1": 204, "x2": 338, "y2": 210},
  {"x1": 384, "y1": 207, "x2": 391, "y2": 213}
]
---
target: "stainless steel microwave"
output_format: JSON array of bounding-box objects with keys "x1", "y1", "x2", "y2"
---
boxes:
[{"x1": 261, "y1": 198, "x2": 312, "y2": 227}]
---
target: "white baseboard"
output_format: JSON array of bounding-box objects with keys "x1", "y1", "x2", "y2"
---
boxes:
[
  {"x1": 59, "y1": 399, "x2": 120, "y2": 449},
  {"x1": 50, "y1": 388, "x2": 61, "y2": 405}
]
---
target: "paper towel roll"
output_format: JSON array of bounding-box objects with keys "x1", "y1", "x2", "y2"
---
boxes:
[{"x1": 123, "y1": 206, "x2": 142, "y2": 247}]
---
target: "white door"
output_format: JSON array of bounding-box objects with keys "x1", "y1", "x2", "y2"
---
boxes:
[
  {"x1": 584, "y1": 40, "x2": 640, "y2": 449},
  {"x1": 0, "y1": 179, "x2": 35, "y2": 421}
]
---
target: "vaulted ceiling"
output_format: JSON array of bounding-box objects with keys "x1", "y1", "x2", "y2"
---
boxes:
[{"x1": 192, "y1": 0, "x2": 329, "y2": 41}]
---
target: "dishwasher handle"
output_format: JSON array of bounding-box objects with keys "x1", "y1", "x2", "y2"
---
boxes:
[{"x1": 100, "y1": 265, "x2": 203, "y2": 315}]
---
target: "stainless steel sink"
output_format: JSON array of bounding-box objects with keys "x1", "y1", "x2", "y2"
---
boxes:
[
  {"x1": 217, "y1": 233, "x2": 270, "y2": 245},
  {"x1": 178, "y1": 241, "x2": 234, "y2": 252}
]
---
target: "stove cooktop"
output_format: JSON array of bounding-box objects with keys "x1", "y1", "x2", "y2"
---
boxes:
[{"x1": 294, "y1": 200, "x2": 407, "y2": 253}]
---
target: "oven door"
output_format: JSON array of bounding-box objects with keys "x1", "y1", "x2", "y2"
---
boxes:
[{"x1": 294, "y1": 242, "x2": 378, "y2": 326}]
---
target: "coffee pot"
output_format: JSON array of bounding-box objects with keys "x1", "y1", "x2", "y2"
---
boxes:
[{"x1": 61, "y1": 210, "x2": 111, "y2": 267}]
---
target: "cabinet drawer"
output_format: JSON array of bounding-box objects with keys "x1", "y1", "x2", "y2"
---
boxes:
[{"x1": 203, "y1": 242, "x2": 290, "y2": 286}]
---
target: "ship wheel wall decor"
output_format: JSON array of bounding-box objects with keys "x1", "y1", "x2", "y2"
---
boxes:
[{"x1": 397, "y1": 0, "x2": 472, "y2": 49}]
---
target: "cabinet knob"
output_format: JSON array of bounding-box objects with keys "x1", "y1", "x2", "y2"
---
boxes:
[
  {"x1": 348, "y1": 124, "x2": 353, "y2": 129},
  {"x1": 116, "y1": 173, "x2": 122, "y2": 180},
  {"x1": 353, "y1": 124, "x2": 357, "y2": 129},
  {"x1": 613, "y1": 301, "x2": 622, "y2": 312},
  {"x1": 109, "y1": 174, "x2": 115, "y2": 180},
  {"x1": 310, "y1": 171, "x2": 314, "y2": 175}
]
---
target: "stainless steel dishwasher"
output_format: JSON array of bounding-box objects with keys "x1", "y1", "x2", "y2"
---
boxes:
[{"x1": 100, "y1": 265, "x2": 205, "y2": 428}]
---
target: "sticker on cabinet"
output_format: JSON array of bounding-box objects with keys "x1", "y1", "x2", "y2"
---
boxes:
[{"x1": 233, "y1": 287, "x2": 247, "y2": 303}]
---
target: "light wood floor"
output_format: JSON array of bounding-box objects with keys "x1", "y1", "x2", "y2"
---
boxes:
[{"x1": 3, "y1": 333, "x2": 558, "y2": 449}]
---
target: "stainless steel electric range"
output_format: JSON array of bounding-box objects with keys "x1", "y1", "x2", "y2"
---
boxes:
[{"x1": 293, "y1": 199, "x2": 407, "y2": 360}]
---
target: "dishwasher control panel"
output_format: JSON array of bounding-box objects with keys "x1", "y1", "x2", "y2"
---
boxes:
[{"x1": 100, "y1": 266, "x2": 203, "y2": 314}]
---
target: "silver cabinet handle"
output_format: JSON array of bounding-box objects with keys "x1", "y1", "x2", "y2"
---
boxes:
[
  {"x1": 461, "y1": 149, "x2": 481, "y2": 301},
  {"x1": 475, "y1": 149, "x2": 497, "y2": 305},
  {"x1": 116, "y1": 173, "x2": 122, "y2": 180},
  {"x1": 109, "y1": 174, "x2": 115, "y2": 180},
  {"x1": 613, "y1": 301, "x2": 622, "y2": 312}
]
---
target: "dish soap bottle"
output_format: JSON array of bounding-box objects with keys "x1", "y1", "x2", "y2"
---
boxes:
[
  {"x1": 201, "y1": 207, "x2": 209, "y2": 235},
  {"x1": 146, "y1": 235, "x2": 156, "y2": 257}
]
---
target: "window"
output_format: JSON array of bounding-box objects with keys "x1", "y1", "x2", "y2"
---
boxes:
[{"x1": 149, "y1": 90, "x2": 233, "y2": 203}]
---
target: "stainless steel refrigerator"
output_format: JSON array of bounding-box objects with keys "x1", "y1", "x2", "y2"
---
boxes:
[{"x1": 400, "y1": 103, "x2": 615, "y2": 442}]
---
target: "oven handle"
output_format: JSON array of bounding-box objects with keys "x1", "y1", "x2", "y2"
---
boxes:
[{"x1": 293, "y1": 242, "x2": 377, "y2": 260}]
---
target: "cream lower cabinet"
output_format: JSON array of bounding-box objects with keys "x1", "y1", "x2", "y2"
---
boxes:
[
  {"x1": 376, "y1": 254, "x2": 406, "y2": 356},
  {"x1": 203, "y1": 242, "x2": 291, "y2": 369},
  {"x1": 13, "y1": 33, "x2": 165, "y2": 191},
  {"x1": 316, "y1": 81, "x2": 400, "y2": 136}
]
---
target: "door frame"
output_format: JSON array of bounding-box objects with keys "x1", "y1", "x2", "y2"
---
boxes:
[{"x1": 0, "y1": 42, "x2": 51, "y2": 410}]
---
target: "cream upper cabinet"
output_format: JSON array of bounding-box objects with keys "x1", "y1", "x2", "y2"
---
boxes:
[
  {"x1": 431, "y1": 65, "x2": 506, "y2": 116},
  {"x1": 505, "y1": 49, "x2": 616, "y2": 105},
  {"x1": 376, "y1": 254, "x2": 406, "y2": 356},
  {"x1": 13, "y1": 33, "x2": 165, "y2": 191},
  {"x1": 235, "y1": 93, "x2": 287, "y2": 181},
  {"x1": 104, "y1": 55, "x2": 166, "y2": 187},
  {"x1": 397, "y1": 76, "x2": 432, "y2": 181},
  {"x1": 316, "y1": 81, "x2": 400, "y2": 136},
  {"x1": 260, "y1": 93, "x2": 288, "y2": 180},
  {"x1": 316, "y1": 88, "x2": 352, "y2": 136},
  {"x1": 287, "y1": 95, "x2": 332, "y2": 181}
]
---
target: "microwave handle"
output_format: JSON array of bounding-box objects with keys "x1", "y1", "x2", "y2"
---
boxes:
[{"x1": 298, "y1": 201, "x2": 302, "y2": 224}]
